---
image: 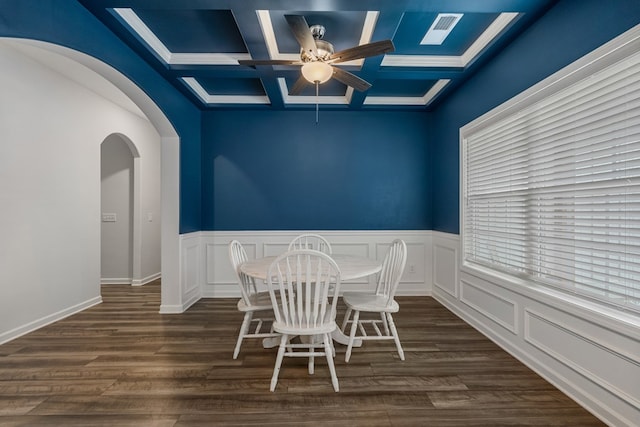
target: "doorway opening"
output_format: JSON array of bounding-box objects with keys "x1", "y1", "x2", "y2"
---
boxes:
[{"x1": 101, "y1": 133, "x2": 137, "y2": 285}]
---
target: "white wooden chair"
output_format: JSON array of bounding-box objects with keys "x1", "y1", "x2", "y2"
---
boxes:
[
  {"x1": 229, "y1": 240, "x2": 279, "y2": 359},
  {"x1": 267, "y1": 249, "x2": 342, "y2": 392},
  {"x1": 341, "y1": 239, "x2": 407, "y2": 362},
  {"x1": 288, "y1": 233, "x2": 333, "y2": 254}
]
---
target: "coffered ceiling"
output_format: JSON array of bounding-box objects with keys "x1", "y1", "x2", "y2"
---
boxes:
[{"x1": 79, "y1": 0, "x2": 557, "y2": 111}]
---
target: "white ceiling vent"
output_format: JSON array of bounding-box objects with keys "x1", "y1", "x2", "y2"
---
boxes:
[{"x1": 421, "y1": 13, "x2": 463, "y2": 45}]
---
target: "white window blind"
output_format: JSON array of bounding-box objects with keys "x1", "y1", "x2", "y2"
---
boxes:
[{"x1": 462, "y1": 46, "x2": 640, "y2": 313}]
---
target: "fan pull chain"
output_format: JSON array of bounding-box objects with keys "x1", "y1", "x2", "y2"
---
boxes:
[{"x1": 315, "y1": 81, "x2": 319, "y2": 124}]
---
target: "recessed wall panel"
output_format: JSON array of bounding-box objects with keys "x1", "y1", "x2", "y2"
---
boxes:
[
  {"x1": 525, "y1": 310, "x2": 640, "y2": 410},
  {"x1": 434, "y1": 243, "x2": 457, "y2": 297},
  {"x1": 460, "y1": 279, "x2": 517, "y2": 334}
]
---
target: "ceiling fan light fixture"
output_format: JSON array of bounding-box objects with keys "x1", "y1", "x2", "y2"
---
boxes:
[{"x1": 301, "y1": 61, "x2": 333, "y2": 84}]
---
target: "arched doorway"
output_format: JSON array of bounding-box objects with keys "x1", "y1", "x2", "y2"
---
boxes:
[
  {"x1": 101, "y1": 133, "x2": 141, "y2": 285},
  {"x1": 2, "y1": 38, "x2": 181, "y2": 313}
]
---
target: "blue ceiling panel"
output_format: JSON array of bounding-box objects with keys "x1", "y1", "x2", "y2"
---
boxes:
[
  {"x1": 394, "y1": 12, "x2": 500, "y2": 55},
  {"x1": 199, "y1": 77, "x2": 265, "y2": 96},
  {"x1": 79, "y1": 0, "x2": 560, "y2": 111},
  {"x1": 270, "y1": 11, "x2": 368, "y2": 54},
  {"x1": 133, "y1": 9, "x2": 246, "y2": 53}
]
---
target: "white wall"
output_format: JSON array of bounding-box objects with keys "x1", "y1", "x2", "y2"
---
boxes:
[
  {"x1": 139, "y1": 133, "x2": 161, "y2": 285},
  {"x1": 0, "y1": 40, "x2": 160, "y2": 343}
]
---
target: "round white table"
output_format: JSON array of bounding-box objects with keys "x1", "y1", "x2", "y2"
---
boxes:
[
  {"x1": 239, "y1": 253, "x2": 382, "y2": 347},
  {"x1": 239, "y1": 254, "x2": 382, "y2": 282}
]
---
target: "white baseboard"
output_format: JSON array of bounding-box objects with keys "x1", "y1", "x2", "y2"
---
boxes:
[
  {"x1": 159, "y1": 303, "x2": 189, "y2": 314},
  {"x1": 101, "y1": 277, "x2": 132, "y2": 285},
  {"x1": 102, "y1": 272, "x2": 161, "y2": 286},
  {"x1": 132, "y1": 272, "x2": 161, "y2": 286},
  {"x1": 0, "y1": 296, "x2": 102, "y2": 345}
]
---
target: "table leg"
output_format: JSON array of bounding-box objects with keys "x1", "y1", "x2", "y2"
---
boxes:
[
  {"x1": 262, "y1": 337, "x2": 280, "y2": 348},
  {"x1": 331, "y1": 328, "x2": 362, "y2": 347}
]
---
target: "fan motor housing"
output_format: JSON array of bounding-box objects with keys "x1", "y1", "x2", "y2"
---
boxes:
[{"x1": 301, "y1": 39, "x2": 334, "y2": 62}]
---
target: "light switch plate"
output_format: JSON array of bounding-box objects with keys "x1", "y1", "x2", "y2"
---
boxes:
[{"x1": 102, "y1": 213, "x2": 117, "y2": 222}]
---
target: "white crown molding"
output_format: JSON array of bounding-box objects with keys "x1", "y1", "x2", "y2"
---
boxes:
[
  {"x1": 256, "y1": 10, "x2": 280, "y2": 60},
  {"x1": 182, "y1": 77, "x2": 270, "y2": 104},
  {"x1": 382, "y1": 12, "x2": 518, "y2": 68},
  {"x1": 114, "y1": 8, "x2": 171, "y2": 63},
  {"x1": 363, "y1": 96, "x2": 427, "y2": 106},
  {"x1": 461, "y1": 12, "x2": 518, "y2": 65},
  {"x1": 382, "y1": 55, "x2": 463, "y2": 67},
  {"x1": 364, "y1": 78, "x2": 450, "y2": 106},
  {"x1": 114, "y1": 8, "x2": 249, "y2": 65},
  {"x1": 423, "y1": 78, "x2": 451, "y2": 104},
  {"x1": 277, "y1": 78, "x2": 352, "y2": 105},
  {"x1": 170, "y1": 52, "x2": 251, "y2": 65}
]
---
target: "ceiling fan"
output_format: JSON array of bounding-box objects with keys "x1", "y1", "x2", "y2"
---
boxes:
[{"x1": 238, "y1": 15, "x2": 395, "y2": 95}]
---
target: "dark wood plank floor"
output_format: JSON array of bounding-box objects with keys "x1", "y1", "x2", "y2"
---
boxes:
[{"x1": 0, "y1": 281, "x2": 604, "y2": 426}]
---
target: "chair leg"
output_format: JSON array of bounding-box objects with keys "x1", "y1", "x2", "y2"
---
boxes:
[
  {"x1": 345, "y1": 310, "x2": 360, "y2": 363},
  {"x1": 309, "y1": 341, "x2": 315, "y2": 375},
  {"x1": 380, "y1": 312, "x2": 390, "y2": 336},
  {"x1": 386, "y1": 313, "x2": 405, "y2": 361},
  {"x1": 324, "y1": 333, "x2": 339, "y2": 392},
  {"x1": 270, "y1": 334, "x2": 288, "y2": 392},
  {"x1": 329, "y1": 334, "x2": 336, "y2": 358},
  {"x1": 233, "y1": 312, "x2": 253, "y2": 359},
  {"x1": 341, "y1": 307, "x2": 352, "y2": 332}
]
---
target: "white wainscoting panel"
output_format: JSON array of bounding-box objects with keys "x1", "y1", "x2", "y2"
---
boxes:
[
  {"x1": 333, "y1": 242, "x2": 372, "y2": 285},
  {"x1": 460, "y1": 278, "x2": 518, "y2": 335},
  {"x1": 180, "y1": 233, "x2": 202, "y2": 310},
  {"x1": 204, "y1": 240, "x2": 259, "y2": 298},
  {"x1": 431, "y1": 231, "x2": 640, "y2": 427},
  {"x1": 433, "y1": 232, "x2": 459, "y2": 299},
  {"x1": 263, "y1": 242, "x2": 289, "y2": 257},
  {"x1": 525, "y1": 309, "x2": 640, "y2": 413},
  {"x1": 195, "y1": 230, "x2": 432, "y2": 298}
]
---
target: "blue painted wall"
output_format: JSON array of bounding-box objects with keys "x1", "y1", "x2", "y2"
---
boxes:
[
  {"x1": 5, "y1": 0, "x2": 639, "y2": 234},
  {"x1": 202, "y1": 110, "x2": 432, "y2": 230},
  {"x1": 431, "y1": 0, "x2": 640, "y2": 234},
  {"x1": 0, "y1": 0, "x2": 202, "y2": 233}
]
